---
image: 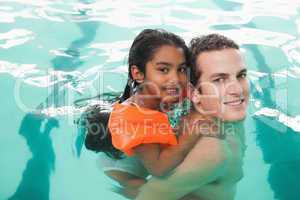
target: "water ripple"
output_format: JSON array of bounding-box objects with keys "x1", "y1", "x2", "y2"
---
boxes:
[
  {"x1": 254, "y1": 107, "x2": 300, "y2": 132},
  {"x1": 0, "y1": 29, "x2": 34, "y2": 48}
]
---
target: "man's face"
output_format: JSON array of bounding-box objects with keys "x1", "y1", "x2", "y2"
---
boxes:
[{"x1": 193, "y1": 48, "x2": 249, "y2": 121}]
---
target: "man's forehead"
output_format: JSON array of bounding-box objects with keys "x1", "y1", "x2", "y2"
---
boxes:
[
  {"x1": 196, "y1": 49, "x2": 245, "y2": 76},
  {"x1": 197, "y1": 48, "x2": 243, "y2": 61},
  {"x1": 201, "y1": 65, "x2": 246, "y2": 75}
]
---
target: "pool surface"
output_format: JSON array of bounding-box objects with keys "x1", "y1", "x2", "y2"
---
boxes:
[{"x1": 1, "y1": 0, "x2": 300, "y2": 199}]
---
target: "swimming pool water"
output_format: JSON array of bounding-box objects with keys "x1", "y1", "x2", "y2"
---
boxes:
[{"x1": 1, "y1": 0, "x2": 300, "y2": 199}]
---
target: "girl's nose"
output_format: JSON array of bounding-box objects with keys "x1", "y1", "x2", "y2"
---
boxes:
[{"x1": 168, "y1": 70, "x2": 180, "y2": 84}]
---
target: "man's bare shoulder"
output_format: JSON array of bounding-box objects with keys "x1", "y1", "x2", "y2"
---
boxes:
[
  {"x1": 193, "y1": 136, "x2": 228, "y2": 163},
  {"x1": 174, "y1": 135, "x2": 229, "y2": 177},
  {"x1": 177, "y1": 112, "x2": 230, "y2": 173}
]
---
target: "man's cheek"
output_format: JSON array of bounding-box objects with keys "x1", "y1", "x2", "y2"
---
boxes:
[{"x1": 201, "y1": 99, "x2": 220, "y2": 115}]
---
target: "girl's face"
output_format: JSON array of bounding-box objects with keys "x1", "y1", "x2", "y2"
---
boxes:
[{"x1": 138, "y1": 45, "x2": 188, "y2": 109}]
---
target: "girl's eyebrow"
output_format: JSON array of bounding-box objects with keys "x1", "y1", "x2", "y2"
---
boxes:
[
  {"x1": 155, "y1": 62, "x2": 172, "y2": 66},
  {"x1": 178, "y1": 62, "x2": 187, "y2": 66},
  {"x1": 155, "y1": 61, "x2": 187, "y2": 67}
]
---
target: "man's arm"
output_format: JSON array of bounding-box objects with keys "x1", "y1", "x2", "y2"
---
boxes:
[
  {"x1": 135, "y1": 137, "x2": 228, "y2": 200},
  {"x1": 105, "y1": 170, "x2": 147, "y2": 199}
]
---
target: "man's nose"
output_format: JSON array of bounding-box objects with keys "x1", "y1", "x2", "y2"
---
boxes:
[{"x1": 226, "y1": 79, "x2": 243, "y2": 95}]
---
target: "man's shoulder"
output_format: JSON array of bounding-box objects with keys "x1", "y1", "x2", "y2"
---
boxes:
[{"x1": 191, "y1": 136, "x2": 229, "y2": 167}]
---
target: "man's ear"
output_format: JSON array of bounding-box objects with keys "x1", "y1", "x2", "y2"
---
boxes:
[
  {"x1": 130, "y1": 65, "x2": 144, "y2": 84},
  {"x1": 192, "y1": 87, "x2": 201, "y2": 104},
  {"x1": 185, "y1": 83, "x2": 194, "y2": 100}
]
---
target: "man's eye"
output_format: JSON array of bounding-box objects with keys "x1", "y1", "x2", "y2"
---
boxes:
[
  {"x1": 213, "y1": 77, "x2": 225, "y2": 83},
  {"x1": 238, "y1": 73, "x2": 247, "y2": 79}
]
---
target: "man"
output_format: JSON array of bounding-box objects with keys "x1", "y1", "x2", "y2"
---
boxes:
[{"x1": 135, "y1": 33, "x2": 250, "y2": 200}]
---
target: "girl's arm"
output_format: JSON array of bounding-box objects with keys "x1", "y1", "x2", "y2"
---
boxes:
[
  {"x1": 132, "y1": 134, "x2": 199, "y2": 177},
  {"x1": 132, "y1": 116, "x2": 210, "y2": 177}
]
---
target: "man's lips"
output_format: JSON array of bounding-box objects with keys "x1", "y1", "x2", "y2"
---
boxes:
[{"x1": 223, "y1": 98, "x2": 245, "y2": 106}]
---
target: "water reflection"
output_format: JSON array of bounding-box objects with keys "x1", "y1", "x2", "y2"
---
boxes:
[
  {"x1": 8, "y1": 1, "x2": 99, "y2": 199},
  {"x1": 214, "y1": 1, "x2": 300, "y2": 199},
  {"x1": 250, "y1": 45, "x2": 300, "y2": 200}
]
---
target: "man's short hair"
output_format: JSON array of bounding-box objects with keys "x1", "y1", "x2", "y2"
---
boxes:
[{"x1": 189, "y1": 33, "x2": 239, "y2": 86}]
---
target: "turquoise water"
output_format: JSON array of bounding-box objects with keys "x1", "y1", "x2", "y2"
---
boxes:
[{"x1": 1, "y1": 0, "x2": 300, "y2": 199}]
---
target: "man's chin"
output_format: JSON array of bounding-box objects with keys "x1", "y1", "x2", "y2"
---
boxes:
[{"x1": 220, "y1": 113, "x2": 247, "y2": 122}]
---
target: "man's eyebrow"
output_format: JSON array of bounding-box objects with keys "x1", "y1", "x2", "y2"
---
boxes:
[
  {"x1": 237, "y1": 68, "x2": 247, "y2": 74},
  {"x1": 210, "y1": 68, "x2": 247, "y2": 78},
  {"x1": 210, "y1": 73, "x2": 229, "y2": 78}
]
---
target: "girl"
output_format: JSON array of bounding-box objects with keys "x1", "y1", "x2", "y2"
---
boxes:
[
  {"x1": 80, "y1": 29, "x2": 203, "y2": 199},
  {"x1": 108, "y1": 29, "x2": 205, "y2": 177}
]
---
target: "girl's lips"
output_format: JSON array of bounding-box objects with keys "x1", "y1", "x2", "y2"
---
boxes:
[{"x1": 164, "y1": 87, "x2": 180, "y2": 95}]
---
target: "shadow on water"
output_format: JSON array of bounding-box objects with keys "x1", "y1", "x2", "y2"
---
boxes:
[
  {"x1": 213, "y1": 1, "x2": 300, "y2": 199},
  {"x1": 8, "y1": 114, "x2": 58, "y2": 200},
  {"x1": 249, "y1": 45, "x2": 300, "y2": 200},
  {"x1": 42, "y1": 6, "x2": 100, "y2": 109},
  {"x1": 51, "y1": 16, "x2": 100, "y2": 72},
  {"x1": 8, "y1": 1, "x2": 100, "y2": 199}
]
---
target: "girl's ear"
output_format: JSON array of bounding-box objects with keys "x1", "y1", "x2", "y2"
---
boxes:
[{"x1": 130, "y1": 65, "x2": 144, "y2": 84}]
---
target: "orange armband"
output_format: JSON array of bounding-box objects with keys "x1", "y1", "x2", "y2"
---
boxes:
[{"x1": 108, "y1": 103, "x2": 178, "y2": 156}]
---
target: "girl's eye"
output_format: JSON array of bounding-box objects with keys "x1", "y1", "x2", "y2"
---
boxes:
[
  {"x1": 158, "y1": 67, "x2": 169, "y2": 73},
  {"x1": 178, "y1": 66, "x2": 187, "y2": 73}
]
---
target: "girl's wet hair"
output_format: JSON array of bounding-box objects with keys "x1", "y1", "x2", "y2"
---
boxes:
[
  {"x1": 119, "y1": 28, "x2": 190, "y2": 102},
  {"x1": 81, "y1": 104, "x2": 124, "y2": 159},
  {"x1": 79, "y1": 29, "x2": 190, "y2": 159}
]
